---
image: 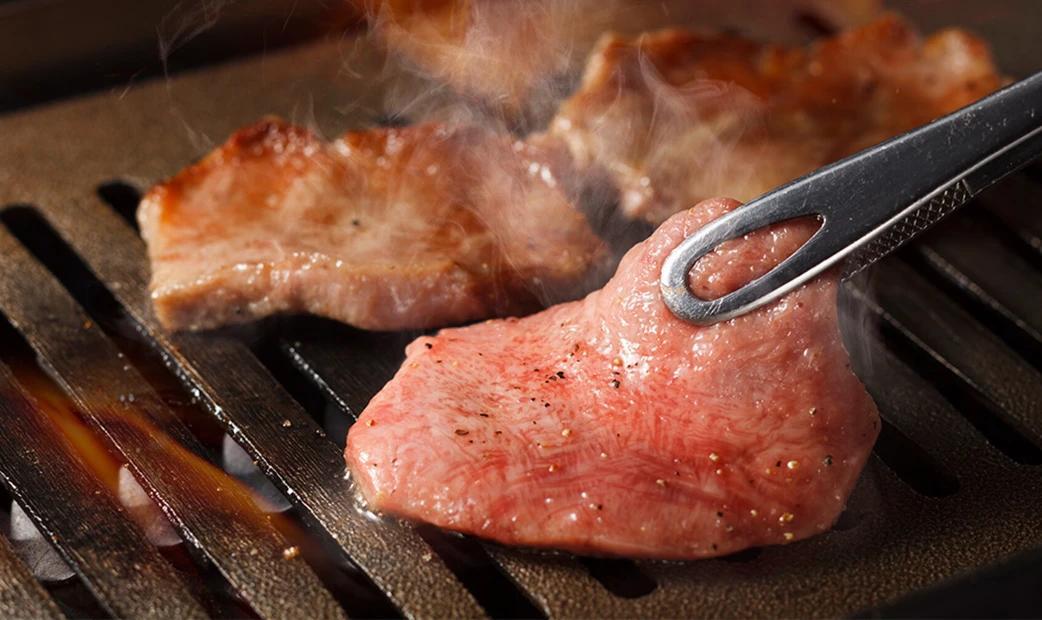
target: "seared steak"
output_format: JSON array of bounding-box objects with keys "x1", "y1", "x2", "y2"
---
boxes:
[
  {"x1": 139, "y1": 119, "x2": 606, "y2": 331},
  {"x1": 346, "y1": 198, "x2": 879, "y2": 558},
  {"x1": 541, "y1": 15, "x2": 1002, "y2": 223},
  {"x1": 366, "y1": 0, "x2": 882, "y2": 121}
]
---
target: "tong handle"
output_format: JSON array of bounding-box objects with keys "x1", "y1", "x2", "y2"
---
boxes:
[{"x1": 661, "y1": 71, "x2": 1042, "y2": 325}]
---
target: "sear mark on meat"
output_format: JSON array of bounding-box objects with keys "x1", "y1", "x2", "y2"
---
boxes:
[
  {"x1": 538, "y1": 14, "x2": 1003, "y2": 224},
  {"x1": 138, "y1": 118, "x2": 607, "y2": 332},
  {"x1": 346, "y1": 197, "x2": 880, "y2": 559}
]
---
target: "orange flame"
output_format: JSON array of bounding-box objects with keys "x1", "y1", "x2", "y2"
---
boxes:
[{"x1": 5, "y1": 360, "x2": 299, "y2": 542}]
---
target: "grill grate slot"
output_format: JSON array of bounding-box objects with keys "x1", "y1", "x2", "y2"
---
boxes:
[
  {"x1": 96, "y1": 181, "x2": 142, "y2": 233},
  {"x1": 980, "y1": 174, "x2": 1042, "y2": 254},
  {"x1": 909, "y1": 248, "x2": 1042, "y2": 377},
  {"x1": 0, "y1": 209, "x2": 395, "y2": 616},
  {"x1": 871, "y1": 419, "x2": 960, "y2": 497},
  {"x1": 281, "y1": 330, "x2": 639, "y2": 612},
  {"x1": 0, "y1": 212, "x2": 347, "y2": 619},
  {"x1": 0, "y1": 345, "x2": 206, "y2": 618},
  {"x1": 1, "y1": 205, "x2": 228, "y2": 450},
  {"x1": 851, "y1": 336, "x2": 992, "y2": 476},
  {"x1": 918, "y1": 211, "x2": 1042, "y2": 351},
  {"x1": 5, "y1": 498, "x2": 76, "y2": 583},
  {"x1": 852, "y1": 288, "x2": 1042, "y2": 465},
  {"x1": 0, "y1": 315, "x2": 205, "y2": 618},
  {"x1": 576, "y1": 558, "x2": 657, "y2": 599},
  {"x1": 38, "y1": 576, "x2": 112, "y2": 619},
  {"x1": 0, "y1": 514, "x2": 63, "y2": 618},
  {"x1": 414, "y1": 525, "x2": 547, "y2": 619},
  {"x1": 281, "y1": 318, "x2": 420, "y2": 420},
  {"x1": 487, "y1": 549, "x2": 634, "y2": 617},
  {"x1": 29, "y1": 196, "x2": 485, "y2": 618},
  {"x1": 854, "y1": 257, "x2": 1042, "y2": 457},
  {"x1": 880, "y1": 317, "x2": 1042, "y2": 465},
  {"x1": 279, "y1": 325, "x2": 589, "y2": 616},
  {"x1": 251, "y1": 326, "x2": 350, "y2": 445},
  {"x1": 261, "y1": 325, "x2": 544, "y2": 618}
]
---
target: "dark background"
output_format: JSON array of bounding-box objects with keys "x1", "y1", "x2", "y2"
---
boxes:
[
  {"x1": 0, "y1": 0, "x2": 359, "y2": 113},
  {"x1": 1, "y1": 0, "x2": 1041, "y2": 115}
]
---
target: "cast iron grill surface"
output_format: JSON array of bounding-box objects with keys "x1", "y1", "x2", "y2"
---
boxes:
[{"x1": 0, "y1": 34, "x2": 1041, "y2": 620}]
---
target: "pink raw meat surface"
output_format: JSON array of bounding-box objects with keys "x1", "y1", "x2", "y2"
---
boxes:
[{"x1": 346, "y1": 198, "x2": 880, "y2": 559}]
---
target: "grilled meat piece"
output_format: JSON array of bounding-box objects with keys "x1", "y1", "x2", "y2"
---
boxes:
[
  {"x1": 346, "y1": 198, "x2": 880, "y2": 558},
  {"x1": 365, "y1": 0, "x2": 881, "y2": 121},
  {"x1": 541, "y1": 14, "x2": 1003, "y2": 224},
  {"x1": 138, "y1": 119, "x2": 606, "y2": 331}
]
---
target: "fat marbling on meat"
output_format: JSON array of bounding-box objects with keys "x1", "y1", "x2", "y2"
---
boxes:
[
  {"x1": 138, "y1": 119, "x2": 606, "y2": 331},
  {"x1": 347, "y1": 198, "x2": 880, "y2": 559},
  {"x1": 540, "y1": 14, "x2": 1002, "y2": 223}
]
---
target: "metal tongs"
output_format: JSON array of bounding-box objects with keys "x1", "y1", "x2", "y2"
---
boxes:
[{"x1": 661, "y1": 71, "x2": 1042, "y2": 325}]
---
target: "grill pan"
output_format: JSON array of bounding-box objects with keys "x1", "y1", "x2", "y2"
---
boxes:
[{"x1": 0, "y1": 7, "x2": 1041, "y2": 619}]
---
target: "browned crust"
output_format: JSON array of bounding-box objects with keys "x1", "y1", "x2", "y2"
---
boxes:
[
  {"x1": 545, "y1": 13, "x2": 1003, "y2": 223},
  {"x1": 139, "y1": 118, "x2": 607, "y2": 331}
]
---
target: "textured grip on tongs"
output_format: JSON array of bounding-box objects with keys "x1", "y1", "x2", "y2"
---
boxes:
[
  {"x1": 842, "y1": 179, "x2": 973, "y2": 278},
  {"x1": 661, "y1": 70, "x2": 1042, "y2": 326}
]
